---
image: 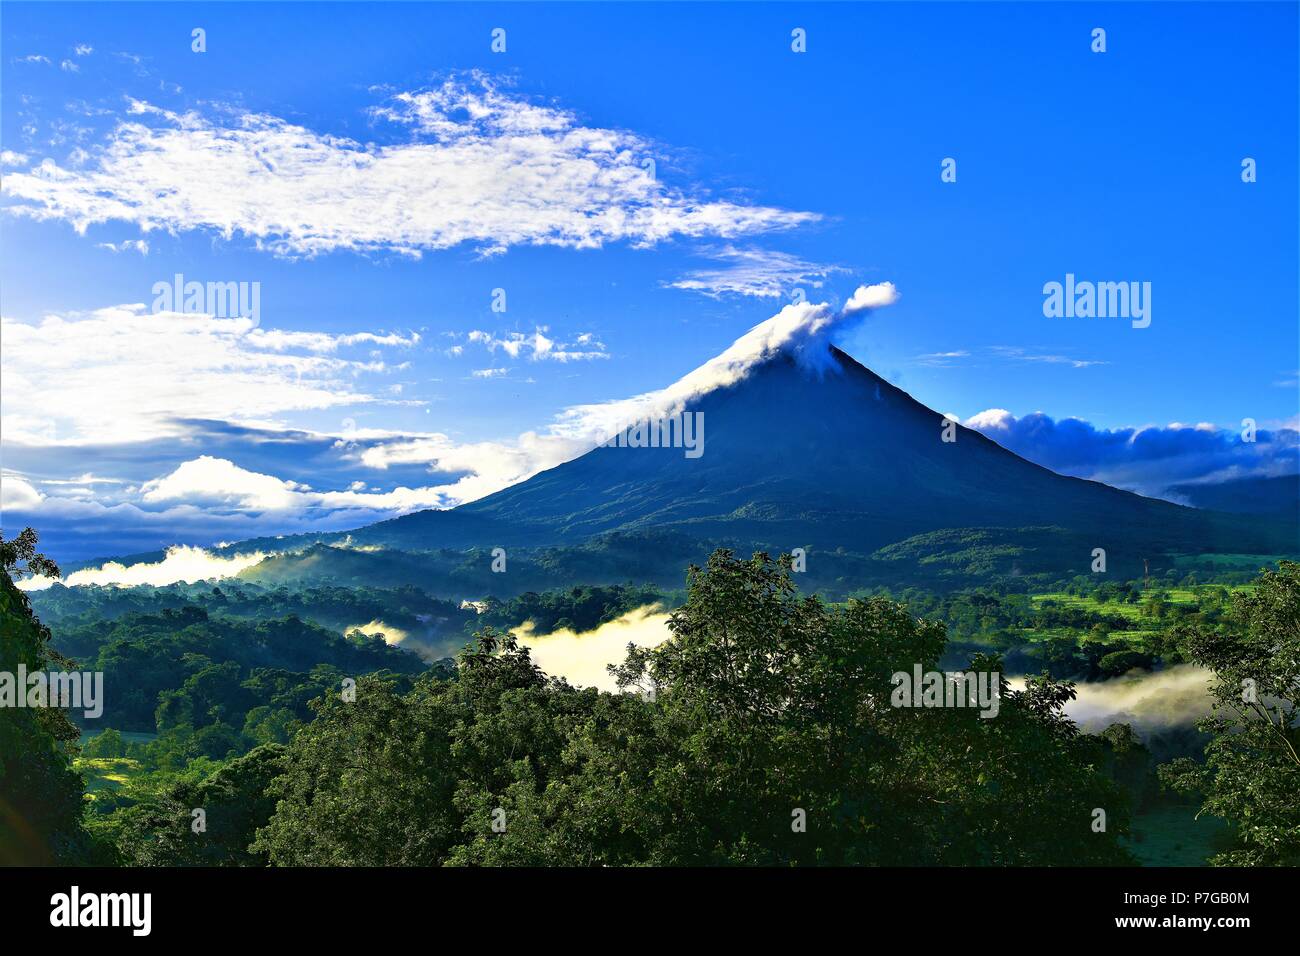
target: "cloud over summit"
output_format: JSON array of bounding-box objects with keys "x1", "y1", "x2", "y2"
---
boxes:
[{"x1": 554, "y1": 282, "x2": 901, "y2": 439}]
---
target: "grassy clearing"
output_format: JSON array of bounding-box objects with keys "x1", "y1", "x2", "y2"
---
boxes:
[
  {"x1": 75, "y1": 756, "x2": 146, "y2": 799},
  {"x1": 75, "y1": 731, "x2": 158, "y2": 802}
]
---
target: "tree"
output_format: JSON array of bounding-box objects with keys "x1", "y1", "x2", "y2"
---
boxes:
[
  {"x1": 256, "y1": 550, "x2": 1132, "y2": 866},
  {"x1": 83, "y1": 728, "x2": 127, "y2": 759},
  {"x1": 0, "y1": 527, "x2": 61, "y2": 581},
  {"x1": 1097, "y1": 650, "x2": 1153, "y2": 677},
  {"x1": 105, "y1": 744, "x2": 289, "y2": 866},
  {"x1": 0, "y1": 528, "x2": 88, "y2": 864},
  {"x1": 1161, "y1": 561, "x2": 1300, "y2": 865},
  {"x1": 253, "y1": 672, "x2": 465, "y2": 865}
]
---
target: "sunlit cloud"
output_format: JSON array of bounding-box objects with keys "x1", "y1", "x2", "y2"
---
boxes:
[
  {"x1": 1012, "y1": 666, "x2": 1216, "y2": 741},
  {"x1": 140, "y1": 455, "x2": 462, "y2": 513},
  {"x1": 513, "y1": 605, "x2": 671, "y2": 691},
  {"x1": 17, "y1": 544, "x2": 269, "y2": 591},
  {"x1": 0, "y1": 305, "x2": 417, "y2": 445}
]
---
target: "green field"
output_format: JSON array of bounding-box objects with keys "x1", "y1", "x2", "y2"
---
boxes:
[
  {"x1": 75, "y1": 756, "x2": 144, "y2": 800},
  {"x1": 1032, "y1": 587, "x2": 1205, "y2": 618}
]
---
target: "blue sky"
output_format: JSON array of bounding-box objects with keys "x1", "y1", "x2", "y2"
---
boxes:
[{"x1": 2, "y1": 2, "x2": 1297, "y2": 561}]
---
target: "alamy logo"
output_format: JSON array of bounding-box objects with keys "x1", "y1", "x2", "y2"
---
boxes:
[
  {"x1": 1042, "y1": 273, "x2": 1151, "y2": 328},
  {"x1": 151, "y1": 272, "x2": 261, "y2": 324},
  {"x1": 890, "y1": 665, "x2": 1001, "y2": 718},
  {"x1": 50, "y1": 886, "x2": 151, "y2": 936},
  {"x1": 0, "y1": 666, "x2": 102, "y2": 719},
  {"x1": 602, "y1": 412, "x2": 704, "y2": 459}
]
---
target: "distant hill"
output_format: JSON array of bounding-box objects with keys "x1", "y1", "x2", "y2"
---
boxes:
[{"x1": 1169, "y1": 474, "x2": 1300, "y2": 518}]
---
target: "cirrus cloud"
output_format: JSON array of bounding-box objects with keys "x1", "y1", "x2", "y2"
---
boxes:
[{"x1": 667, "y1": 245, "x2": 845, "y2": 299}]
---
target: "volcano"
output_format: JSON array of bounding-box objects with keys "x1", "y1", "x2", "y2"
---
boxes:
[{"x1": 340, "y1": 345, "x2": 1292, "y2": 574}]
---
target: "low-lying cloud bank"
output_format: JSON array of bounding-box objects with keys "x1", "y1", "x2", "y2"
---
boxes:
[
  {"x1": 965, "y1": 409, "x2": 1298, "y2": 500},
  {"x1": 1064, "y1": 665, "x2": 1216, "y2": 734},
  {"x1": 513, "y1": 605, "x2": 672, "y2": 691},
  {"x1": 17, "y1": 544, "x2": 268, "y2": 591},
  {"x1": 347, "y1": 618, "x2": 441, "y2": 663},
  {"x1": 514, "y1": 621, "x2": 1219, "y2": 741},
  {"x1": 1011, "y1": 665, "x2": 1216, "y2": 739}
]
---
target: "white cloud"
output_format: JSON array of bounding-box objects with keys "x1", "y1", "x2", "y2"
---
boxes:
[
  {"x1": 358, "y1": 430, "x2": 588, "y2": 505},
  {"x1": 19, "y1": 545, "x2": 269, "y2": 591},
  {"x1": 2, "y1": 473, "x2": 462, "y2": 558},
  {"x1": 843, "y1": 281, "x2": 900, "y2": 314},
  {"x1": 141, "y1": 456, "x2": 306, "y2": 510},
  {"x1": 74, "y1": 44, "x2": 94, "y2": 57},
  {"x1": 2, "y1": 74, "x2": 818, "y2": 258},
  {"x1": 1, "y1": 150, "x2": 30, "y2": 166},
  {"x1": 140, "y1": 455, "x2": 465, "y2": 514},
  {"x1": 39, "y1": 473, "x2": 125, "y2": 487},
  {"x1": 465, "y1": 327, "x2": 607, "y2": 362},
  {"x1": 350, "y1": 618, "x2": 425, "y2": 657},
  {"x1": 963, "y1": 407, "x2": 1299, "y2": 496},
  {"x1": 914, "y1": 346, "x2": 1106, "y2": 370},
  {"x1": 668, "y1": 245, "x2": 845, "y2": 299},
  {"x1": 247, "y1": 328, "x2": 419, "y2": 353},
  {"x1": 2, "y1": 473, "x2": 45, "y2": 509},
  {"x1": 1, "y1": 305, "x2": 416, "y2": 444},
  {"x1": 514, "y1": 605, "x2": 671, "y2": 691},
  {"x1": 96, "y1": 238, "x2": 149, "y2": 255},
  {"x1": 60, "y1": 59, "x2": 80, "y2": 73},
  {"x1": 912, "y1": 350, "x2": 970, "y2": 368},
  {"x1": 1038, "y1": 665, "x2": 1215, "y2": 737},
  {"x1": 988, "y1": 346, "x2": 1107, "y2": 369},
  {"x1": 964, "y1": 408, "x2": 1014, "y2": 430}
]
